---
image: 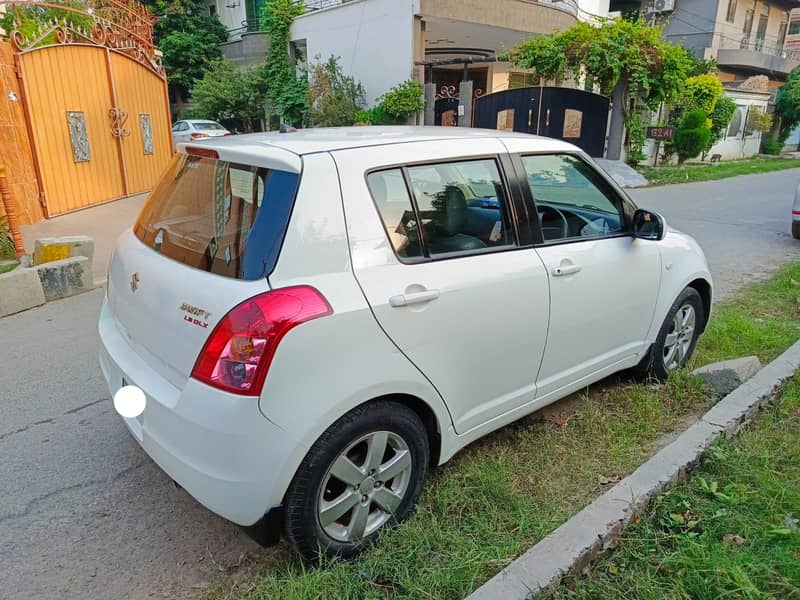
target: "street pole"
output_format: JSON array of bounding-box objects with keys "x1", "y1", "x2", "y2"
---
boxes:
[{"x1": 0, "y1": 164, "x2": 26, "y2": 259}]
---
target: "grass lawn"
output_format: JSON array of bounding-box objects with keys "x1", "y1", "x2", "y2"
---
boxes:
[
  {"x1": 638, "y1": 157, "x2": 800, "y2": 187},
  {"x1": 208, "y1": 263, "x2": 800, "y2": 600},
  {"x1": 556, "y1": 376, "x2": 800, "y2": 599}
]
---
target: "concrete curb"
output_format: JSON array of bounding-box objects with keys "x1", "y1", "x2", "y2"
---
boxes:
[{"x1": 466, "y1": 340, "x2": 800, "y2": 600}]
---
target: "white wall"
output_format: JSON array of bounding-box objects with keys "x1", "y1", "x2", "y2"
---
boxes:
[
  {"x1": 708, "y1": 93, "x2": 769, "y2": 160},
  {"x1": 576, "y1": 0, "x2": 610, "y2": 19},
  {"x1": 291, "y1": 0, "x2": 417, "y2": 107},
  {"x1": 213, "y1": 0, "x2": 247, "y2": 35}
]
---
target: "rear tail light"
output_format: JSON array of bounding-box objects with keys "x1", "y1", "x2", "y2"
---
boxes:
[
  {"x1": 185, "y1": 146, "x2": 219, "y2": 159},
  {"x1": 224, "y1": 132, "x2": 234, "y2": 136},
  {"x1": 191, "y1": 286, "x2": 332, "y2": 396},
  {"x1": 190, "y1": 132, "x2": 209, "y2": 139}
]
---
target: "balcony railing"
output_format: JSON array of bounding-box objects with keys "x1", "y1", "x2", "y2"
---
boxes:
[{"x1": 719, "y1": 35, "x2": 800, "y2": 61}]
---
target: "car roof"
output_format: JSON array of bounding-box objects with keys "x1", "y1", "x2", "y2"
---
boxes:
[
  {"x1": 185, "y1": 120, "x2": 223, "y2": 125},
  {"x1": 190, "y1": 126, "x2": 580, "y2": 157}
]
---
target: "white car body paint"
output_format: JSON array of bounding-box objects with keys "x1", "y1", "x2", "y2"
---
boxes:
[{"x1": 98, "y1": 127, "x2": 713, "y2": 528}]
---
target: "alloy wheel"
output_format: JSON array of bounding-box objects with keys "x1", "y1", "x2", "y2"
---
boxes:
[
  {"x1": 317, "y1": 431, "x2": 413, "y2": 543},
  {"x1": 663, "y1": 303, "x2": 696, "y2": 370}
]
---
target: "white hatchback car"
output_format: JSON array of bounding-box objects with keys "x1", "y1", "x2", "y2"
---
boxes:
[{"x1": 99, "y1": 127, "x2": 712, "y2": 560}]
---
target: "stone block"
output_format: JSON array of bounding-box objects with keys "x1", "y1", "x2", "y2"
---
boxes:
[
  {"x1": 34, "y1": 256, "x2": 93, "y2": 301},
  {"x1": 0, "y1": 266, "x2": 46, "y2": 317},
  {"x1": 691, "y1": 356, "x2": 762, "y2": 397},
  {"x1": 34, "y1": 236, "x2": 94, "y2": 267}
]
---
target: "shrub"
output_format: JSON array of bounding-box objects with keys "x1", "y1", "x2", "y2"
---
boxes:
[
  {"x1": 307, "y1": 56, "x2": 366, "y2": 127},
  {"x1": 761, "y1": 138, "x2": 783, "y2": 155},
  {"x1": 674, "y1": 109, "x2": 711, "y2": 164},
  {"x1": 378, "y1": 79, "x2": 424, "y2": 122},
  {"x1": 707, "y1": 95, "x2": 737, "y2": 151},
  {"x1": 682, "y1": 74, "x2": 724, "y2": 114}
]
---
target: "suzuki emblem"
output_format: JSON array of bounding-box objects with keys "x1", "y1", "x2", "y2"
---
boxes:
[{"x1": 130, "y1": 272, "x2": 140, "y2": 292}]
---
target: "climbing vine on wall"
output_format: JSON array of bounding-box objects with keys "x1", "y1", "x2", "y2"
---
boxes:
[{"x1": 261, "y1": 0, "x2": 307, "y2": 126}]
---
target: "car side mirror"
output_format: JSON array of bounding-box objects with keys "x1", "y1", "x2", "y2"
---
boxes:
[{"x1": 633, "y1": 208, "x2": 666, "y2": 241}]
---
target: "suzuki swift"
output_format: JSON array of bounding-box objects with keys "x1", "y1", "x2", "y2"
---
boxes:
[{"x1": 99, "y1": 127, "x2": 712, "y2": 560}]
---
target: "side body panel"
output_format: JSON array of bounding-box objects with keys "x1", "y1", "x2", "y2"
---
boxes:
[{"x1": 332, "y1": 139, "x2": 552, "y2": 435}]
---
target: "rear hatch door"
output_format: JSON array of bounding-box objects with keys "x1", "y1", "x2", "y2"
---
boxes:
[{"x1": 106, "y1": 148, "x2": 301, "y2": 389}]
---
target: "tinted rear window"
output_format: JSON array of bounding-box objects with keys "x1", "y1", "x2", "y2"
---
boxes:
[
  {"x1": 194, "y1": 122, "x2": 226, "y2": 131},
  {"x1": 134, "y1": 154, "x2": 299, "y2": 280}
]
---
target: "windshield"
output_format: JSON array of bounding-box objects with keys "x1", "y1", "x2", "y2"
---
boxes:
[{"x1": 133, "y1": 154, "x2": 299, "y2": 280}]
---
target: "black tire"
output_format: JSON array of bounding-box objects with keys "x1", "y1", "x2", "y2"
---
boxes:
[
  {"x1": 636, "y1": 287, "x2": 704, "y2": 381},
  {"x1": 793, "y1": 221, "x2": 800, "y2": 240},
  {"x1": 284, "y1": 401, "x2": 429, "y2": 562}
]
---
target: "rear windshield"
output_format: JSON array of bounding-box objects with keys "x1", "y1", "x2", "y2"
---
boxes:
[
  {"x1": 194, "y1": 122, "x2": 226, "y2": 131},
  {"x1": 134, "y1": 154, "x2": 300, "y2": 280}
]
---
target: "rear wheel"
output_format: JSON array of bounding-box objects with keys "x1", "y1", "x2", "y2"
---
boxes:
[
  {"x1": 793, "y1": 221, "x2": 800, "y2": 240},
  {"x1": 637, "y1": 287, "x2": 704, "y2": 380},
  {"x1": 284, "y1": 401, "x2": 429, "y2": 562}
]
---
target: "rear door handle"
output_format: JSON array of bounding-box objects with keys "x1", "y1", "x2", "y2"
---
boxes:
[
  {"x1": 389, "y1": 289, "x2": 440, "y2": 307},
  {"x1": 551, "y1": 264, "x2": 581, "y2": 276}
]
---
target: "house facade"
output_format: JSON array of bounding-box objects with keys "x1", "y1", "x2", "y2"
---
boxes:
[
  {"x1": 657, "y1": 0, "x2": 800, "y2": 90},
  {"x1": 215, "y1": 0, "x2": 605, "y2": 106}
]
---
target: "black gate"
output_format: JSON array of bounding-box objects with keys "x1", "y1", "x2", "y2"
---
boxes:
[
  {"x1": 434, "y1": 97, "x2": 459, "y2": 127},
  {"x1": 473, "y1": 87, "x2": 610, "y2": 157}
]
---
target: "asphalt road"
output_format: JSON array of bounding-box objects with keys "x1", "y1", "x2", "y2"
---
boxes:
[
  {"x1": 1, "y1": 169, "x2": 799, "y2": 600},
  {"x1": 629, "y1": 168, "x2": 800, "y2": 300}
]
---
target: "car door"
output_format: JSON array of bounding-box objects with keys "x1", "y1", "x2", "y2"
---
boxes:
[
  {"x1": 333, "y1": 139, "x2": 550, "y2": 435},
  {"x1": 508, "y1": 148, "x2": 661, "y2": 400}
]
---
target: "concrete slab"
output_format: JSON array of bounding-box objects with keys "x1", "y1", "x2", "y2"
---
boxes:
[
  {"x1": 20, "y1": 193, "x2": 147, "y2": 282},
  {"x1": 34, "y1": 235, "x2": 94, "y2": 267},
  {"x1": 466, "y1": 340, "x2": 800, "y2": 600},
  {"x1": 691, "y1": 356, "x2": 762, "y2": 397},
  {"x1": 34, "y1": 256, "x2": 93, "y2": 302},
  {"x1": 0, "y1": 267, "x2": 45, "y2": 317}
]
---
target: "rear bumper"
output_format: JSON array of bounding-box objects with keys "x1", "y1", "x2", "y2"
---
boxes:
[{"x1": 98, "y1": 296, "x2": 300, "y2": 527}]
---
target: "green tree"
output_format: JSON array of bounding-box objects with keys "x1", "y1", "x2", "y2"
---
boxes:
[
  {"x1": 776, "y1": 67, "x2": 800, "y2": 142},
  {"x1": 674, "y1": 109, "x2": 711, "y2": 164},
  {"x1": 307, "y1": 56, "x2": 366, "y2": 127},
  {"x1": 190, "y1": 60, "x2": 268, "y2": 131},
  {"x1": 509, "y1": 18, "x2": 695, "y2": 159},
  {"x1": 142, "y1": 0, "x2": 229, "y2": 100},
  {"x1": 261, "y1": 0, "x2": 307, "y2": 126},
  {"x1": 707, "y1": 95, "x2": 737, "y2": 151}
]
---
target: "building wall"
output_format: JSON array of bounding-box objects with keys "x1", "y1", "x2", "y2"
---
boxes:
[
  {"x1": 0, "y1": 42, "x2": 43, "y2": 225},
  {"x1": 420, "y1": 0, "x2": 577, "y2": 33},
  {"x1": 291, "y1": 0, "x2": 418, "y2": 107},
  {"x1": 662, "y1": 0, "x2": 720, "y2": 58},
  {"x1": 707, "y1": 91, "x2": 770, "y2": 159},
  {"x1": 213, "y1": 0, "x2": 247, "y2": 35}
]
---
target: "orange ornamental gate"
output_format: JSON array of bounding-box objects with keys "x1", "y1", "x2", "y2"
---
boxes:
[{"x1": 7, "y1": 0, "x2": 172, "y2": 217}]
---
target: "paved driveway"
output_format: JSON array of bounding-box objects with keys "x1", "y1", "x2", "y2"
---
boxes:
[{"x1": 1, "y1": 170, "x2": 799, "y2": 600}]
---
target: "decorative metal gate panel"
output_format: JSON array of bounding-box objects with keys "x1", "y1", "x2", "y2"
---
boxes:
[
  {"x1": 8, "y1": 0, "x2": 172, "y2": 217},
  {"x1": 474, "y1": 86, "x2": 610, "y2": 157},
  {"x1": 17, "y1": 45, "x2": 127, "y2": 215}
]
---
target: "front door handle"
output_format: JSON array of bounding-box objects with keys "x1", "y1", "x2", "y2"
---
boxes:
[
  {"x1": 389, "y1": 289, "x2": 440, "y2": 307},
  {"x1": 551, "y1": 264, "x2": 581, "y2": 276}
]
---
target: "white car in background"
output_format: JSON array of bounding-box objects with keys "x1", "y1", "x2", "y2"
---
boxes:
[
  {"x1": 99, "y1": 127, "x2": 712, "y2": 562},
  {"x1": 171, "y1": 119, "x2": 231, "y2": 148}
]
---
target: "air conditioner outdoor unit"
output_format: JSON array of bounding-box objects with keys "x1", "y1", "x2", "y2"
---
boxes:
[{"x1": 652, "y1": 0, "x2": 676, "y2": 13}]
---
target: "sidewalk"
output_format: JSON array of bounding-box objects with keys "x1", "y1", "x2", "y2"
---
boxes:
[{"x1": 20, "y1": 193, "x2": 148, "y2": 282}]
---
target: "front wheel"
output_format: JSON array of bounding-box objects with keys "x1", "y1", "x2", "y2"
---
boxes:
[
  {"x1": 284, "y1": 401, "x2": 429, "y2": 562},
  {"x1": 637, "y1": 287, "x2": 704, "y2": 380}
]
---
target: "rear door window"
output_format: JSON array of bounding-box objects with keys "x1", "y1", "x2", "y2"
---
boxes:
[
  {"x1": 134, "y1": 154, "x2": 299, "y2": 280},
  {"x1": 407, "y1": 159, "x2": 514, "y2": 256}
]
